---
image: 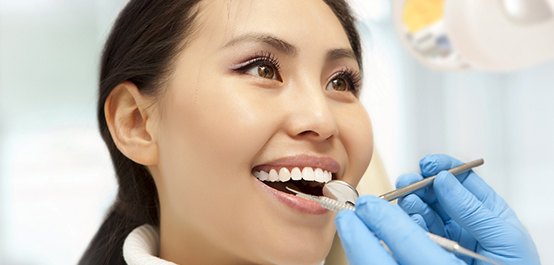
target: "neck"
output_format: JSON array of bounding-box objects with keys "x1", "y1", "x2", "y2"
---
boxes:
[{"x1": 159, "y1": 213, "x2": 254, "y2": 265}]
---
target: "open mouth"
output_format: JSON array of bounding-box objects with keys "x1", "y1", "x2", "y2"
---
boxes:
[{"x1": 252, "y1": 167, "x2": 334, "y2": 196}]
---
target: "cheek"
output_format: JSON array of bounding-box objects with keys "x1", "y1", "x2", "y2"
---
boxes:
[
  {"x1": 339, "y1": 105, "x2": 373, "y2": 184},
  {"x1": 154, "y1": 78, "x2": 279, "y2": 209},
  {"x1": 160, "y1": 79, "x2": 270, "y2": 162},
  {"x1": 174, "y1": 90, "x2": 275, "y2": 164}
]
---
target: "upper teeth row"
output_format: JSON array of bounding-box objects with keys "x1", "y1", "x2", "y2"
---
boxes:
[{"x1": 253, "y1": 167, "x2": 332, "y2": 183}]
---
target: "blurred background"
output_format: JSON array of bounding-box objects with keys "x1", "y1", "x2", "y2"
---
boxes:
[{"x1": 0, "y1": 0, "x2": 552, "y2": 264}]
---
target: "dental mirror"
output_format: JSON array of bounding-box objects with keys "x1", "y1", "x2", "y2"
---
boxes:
[{"x1": 322, "y1": 180, "x2": 359, "y2": 206}]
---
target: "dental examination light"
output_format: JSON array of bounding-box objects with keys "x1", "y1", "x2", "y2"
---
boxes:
[{"x1": 393, "y1": 0, "x2": 554, "y2": 71}]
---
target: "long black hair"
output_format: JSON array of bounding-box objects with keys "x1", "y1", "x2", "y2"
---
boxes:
[{"x1": 79, "y1": 1, "x2": 362, "y2": 264}]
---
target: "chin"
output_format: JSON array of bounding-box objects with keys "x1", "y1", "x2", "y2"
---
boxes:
[
  {"x1": 259, "y1": 233, "x2": 334, "y2": 265},
  {"x1": 276, "y1": 249, "x2": 329, "y2": 265}
]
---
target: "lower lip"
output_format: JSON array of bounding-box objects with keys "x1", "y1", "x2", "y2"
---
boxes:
[{"x1": 254, "y1": 179, "x2": 328, "y2": 215}]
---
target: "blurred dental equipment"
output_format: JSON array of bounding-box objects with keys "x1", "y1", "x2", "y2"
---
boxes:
[
  {"x1": 286, "y1": 158, "x2": 496, "y2": 264},
  {"x1": 393, "y1": 0, "x2": 554, "y2": 71}
]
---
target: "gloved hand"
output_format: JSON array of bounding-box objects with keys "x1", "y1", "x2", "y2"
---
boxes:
[
  {"x1": 395, "y1": 154, "x2": 540, "y2": 265},
  {"x1": 336, "y1": 195, "x2": 466, "y2": 265}
]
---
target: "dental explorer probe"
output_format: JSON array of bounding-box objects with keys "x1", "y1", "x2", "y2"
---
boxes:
[
  {"x1": 285, "y1": 187, "x2": 500, "y2": 265},
  {"x1": 378, "y1": 158, "x2": 484, "y2": 201}
]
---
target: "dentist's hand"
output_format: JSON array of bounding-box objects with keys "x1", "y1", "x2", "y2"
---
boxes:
[
  {"x1": 335, "y1": 195, "x2": 466, "y2": 265},
  {"x1": 395, "y1": 154, "x2": 540, "y2": 265}
]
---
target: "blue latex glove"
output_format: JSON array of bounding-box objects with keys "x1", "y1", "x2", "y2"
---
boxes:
[
  {"x1": 336, "y1": 196, "x2": 465, "y2": 265},
  {"x1": 395, "y1": 154, "x2": 540, "y2": 265}
]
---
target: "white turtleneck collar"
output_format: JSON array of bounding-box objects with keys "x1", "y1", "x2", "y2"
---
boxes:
[{"x1": 123, "y1": 225, "x2": 176, "y2": 265}]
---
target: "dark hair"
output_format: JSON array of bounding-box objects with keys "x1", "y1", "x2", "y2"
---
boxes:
[{"x1": 79, "y1": 1, "x2": 362, "y2": 264}]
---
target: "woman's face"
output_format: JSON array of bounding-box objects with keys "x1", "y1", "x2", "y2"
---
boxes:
[{"x1": 150, "y1": 0, "x2": 373, "y2": 264}]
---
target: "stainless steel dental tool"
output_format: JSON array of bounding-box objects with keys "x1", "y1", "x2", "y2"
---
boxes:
[
  {"x1": 378, "y1": 158, "x2": 485, "y2": 202},
  {"x1": 285, "y1": 158, "x2": 499, "y2": 265},
  {"x1": 322, "y1": 180, "x2": 359, "y2": 206}
]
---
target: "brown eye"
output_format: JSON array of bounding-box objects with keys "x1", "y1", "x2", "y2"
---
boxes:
[
  {"x1": 326, "y1": 69, "x2": 362, "y2": 95},
  {"x1": 327, "y1": 76, "x2": 351, "y2": 92},
  {"x1": 234, "y1": 53, "x2": 282, "y2": 81},
  {"x1": 241, "y1": 59, "x2": 281, "y2": 81},
  {"x1": 256, "y1": 64, "x2": 275, "y2": 79}
]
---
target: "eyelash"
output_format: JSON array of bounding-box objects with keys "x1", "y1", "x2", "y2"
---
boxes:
[
  {"x1": 232, "y1": 51, "x2": 362, "y2": 95},
  {"x1": 329, "y1": 68, "x2": 362, "y2": 95},
  {"x1": 232, "y1": 51, "x2": 282, "y2": 78}
]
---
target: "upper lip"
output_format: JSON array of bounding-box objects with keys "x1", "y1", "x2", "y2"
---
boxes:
[{"x1": 252, "y1": 154, "x2": 341, "y2": 176}]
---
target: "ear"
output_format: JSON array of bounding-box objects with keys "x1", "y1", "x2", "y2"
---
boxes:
[{"x1": 104, "y1": 81, "x2": 159, "y2": 166}]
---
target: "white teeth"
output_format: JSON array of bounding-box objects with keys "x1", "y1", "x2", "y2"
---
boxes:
[
  {"x1": 324, "y1": 171, "x2": 332, "y2": 181},
  {"x1": 302, "y1": 167, "x2": 315, "y2": 181},
  {"x1": 279, "y1": 168, "x2": 291, "y2": 181},
  {"x1": 269, "y1": 169, "x2": 279, "y2": 182},
  {"x1": 314, "y1": 168, "x2": 324, "y2": 183},
  {"x1": 291, "y1": 167, "x2": 302, "y2": 180},
  {"x1": 254, "y1": 171, "x2": 269, "y2": 181},
  {"x1": 254, "y1": 167, "x2": 333, "y2": 183}
]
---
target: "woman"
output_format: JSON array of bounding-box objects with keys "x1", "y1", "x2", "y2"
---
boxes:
[
  {"x1": 81, "y1": 0, "x2": 371, "y2": 264},
  {"x1": 80, "y1": 0, "x2": 540, "y2": 264}
]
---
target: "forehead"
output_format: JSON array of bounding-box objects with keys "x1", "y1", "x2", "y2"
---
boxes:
[{"x1": 192, "y1": 0, "x2": 353, "y2": 52}]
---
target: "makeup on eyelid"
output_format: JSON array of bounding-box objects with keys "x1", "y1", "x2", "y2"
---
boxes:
[{"x1": 230, "y1": 51, "x2": 282, "y2": 72}]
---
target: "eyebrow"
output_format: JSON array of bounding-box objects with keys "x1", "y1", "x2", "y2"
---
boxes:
[
  {"x1": 222, "y1": 33, "x2": 357, "y2": 63},
  {"x1": 326, "y1": 48, "x2": 356, "y2": 62},
  {"x1": 223, "y1": 33, "x2": 297, "y2": 55}
]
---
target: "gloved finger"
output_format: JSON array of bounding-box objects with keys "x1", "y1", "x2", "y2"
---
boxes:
[
  {"x1": 397, "y1": 172, "x2": 450, "y2": 223},
  {"x1": 420, "y1": 154, "x2": 496, "y2": 204},
  {"x1": 398, "y1": 194, "x2": 445, "y2": 236},
  {"x1": 455, "y1": 171, "x2": 512, "y2": 218},
  {"x1": 444, "y1": 225, "x2": 478, "y2": 264},
  {"x1": 396, "y1": 173, "x2": 428, "y2": 198},
  {"x1": 354, "y1": 196, "x2": 463, "y2": 265},
  {"x1": 410, "y1": 214, "x2": 428, "y2": 231},
  {"x1": 418, "y1": 154, "x2": 481, "y2": 223},
  {"x1": 423, "y1": 154, "x2": 513, "y2": 219},
  {"x1": 424, "y1": 169, "x2": 497, "y2": 260},
  {"x1": 433, "y1": 172, "x2": 515, "y2": 248},
  {"x1": 419, "y1": 154, "x2": 471, "y2": 182},
  {"x1": 335, "y1": 210, "x2": 397, "y2": 265}
]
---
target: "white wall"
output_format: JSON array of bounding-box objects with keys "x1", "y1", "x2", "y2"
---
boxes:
[{"x1": 0, "y1": 1, "x2": 124, "y2": 264}]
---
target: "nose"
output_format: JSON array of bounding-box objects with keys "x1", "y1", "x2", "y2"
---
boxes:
[{"x1": 284, "y1": 84, "x2": 338, "y2": 142}]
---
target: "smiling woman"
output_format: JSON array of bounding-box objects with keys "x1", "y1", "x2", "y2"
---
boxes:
[{"x1": 78, "y1": 0, "x2": 374, "y2": 264}]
